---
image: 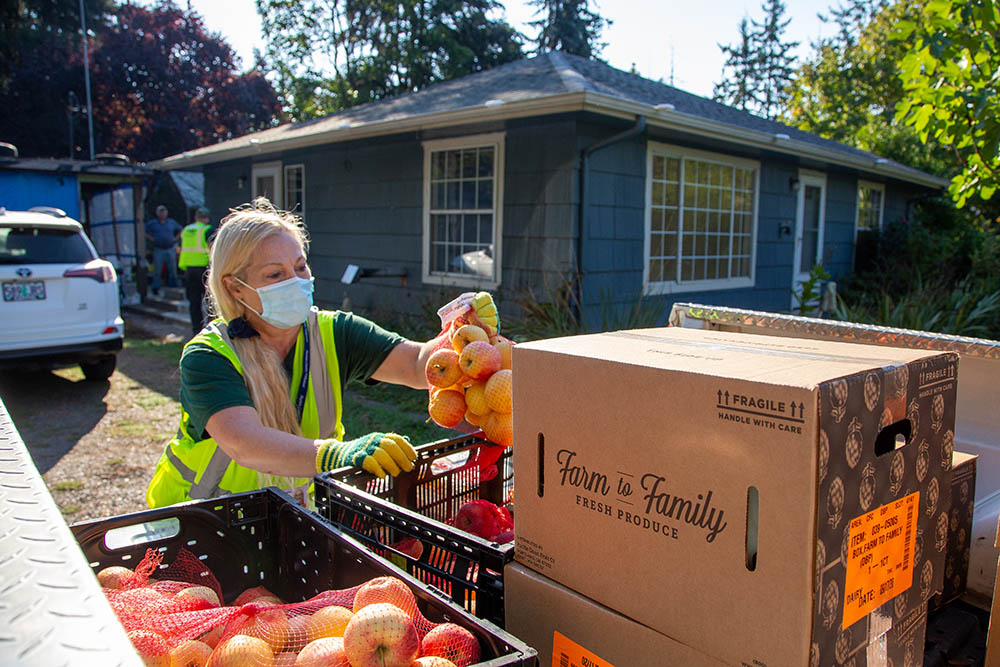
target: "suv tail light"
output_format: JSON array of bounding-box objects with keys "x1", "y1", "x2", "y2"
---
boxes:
[{"x1": 64, "y1": 260, "x2": 116, "y2": 283}]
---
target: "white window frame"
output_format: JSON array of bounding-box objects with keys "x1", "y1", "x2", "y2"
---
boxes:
[
  {"x1": 855, "y1": 180, "x2": 885, "y2": 237},
  {"x1": 643, "y1": 142, "x2": 759, "y2": 295},
  {"x1": 283, "y1": 163, "x2": 306, "y2": 217},
  {"x1": 251, "y1": 161, "x2": 283, "y2": 206},
  {"x1": 421, "y1": 132, "x2": 505, "y2": 289}
]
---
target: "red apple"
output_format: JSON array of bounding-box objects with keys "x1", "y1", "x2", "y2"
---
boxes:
[
  {"x1": 169, "y1": 639, "x2": 213, "y2": 667},
  {"x1": 458, "y1": 341, "x2": 501, "y2": 381},
  {"x1": 412, "y1": 658, "x2": 458, "y2": 667},
  {"x1": 176, "y1": 585, "x2": 221, "y2": 607},
  {"x1": 207, "y1": 634, "x2": 274, "y2": 667},
  {"x1": 425, "y1": 348, "x2": 463, "y2": 388},
  {"x1": 296, "y1": 636, "x2": 350, "y2": 666},
  {"x1": 343, "y1": 603, "x2": 420, "y2": 667},
  {"x1": 353, "y1": 576, "x2": 419, "y2": 619},
  {"x1": 452, "y1": 500, "x2": 502, "y2": 540},
  {"x1": 127, "y1": 629, "x2": 171, "y2": 667},
  {"x1": 233, "y1": 585, "x2": 280, "y2": 606},
  {"x1": 420, "y1": 623, "x2": 481, "y2": 667},
  {"x1": 97, "y1": 565, "x2": 134, "y2": 590},
  {"x1": 428, "y1": 389, "x2": 466, "y2": 429},
  {"x1": 450, "y1": 324, "x2": 489, "y2": 352}
]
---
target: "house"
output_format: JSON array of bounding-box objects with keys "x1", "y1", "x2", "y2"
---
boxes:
[
  {"x1": 146, "y1": 170, "x2": 206, "y2": 226},
  {"x1": 0, "y1": 150, "x2": 154, "y2": 291},
  {"x1": 154, "y1": 51, "x2": 947, "y2": 328}
]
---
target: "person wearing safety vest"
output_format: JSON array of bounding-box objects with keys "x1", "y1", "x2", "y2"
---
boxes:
[
  {"x1": 146, "y1": 197, "x2": 500, "y2": 508},
  {"x1": 178, "y1": 206, "x2": 214, "y2": 334}
]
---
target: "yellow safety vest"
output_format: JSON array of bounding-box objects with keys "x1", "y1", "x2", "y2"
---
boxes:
[
  {"x1": 178, "y1": 222, "x2": 211, "y2": 270},
  {"x1": 146, "y1": 310, "x2": 344, "y2": 508}
]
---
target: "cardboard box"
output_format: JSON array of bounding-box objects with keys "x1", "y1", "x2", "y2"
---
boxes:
[
  {"x1": 513, "y1": 327, "x2": 957, "y2": 667},
  {"x1": 504, "y1": 562, "x2": 727, "y2": 667},
  {"x1": 985, "y1": 513, "x2": 1000, "y2": 665},
  {"x1": 884, "y1": 603, "x2": 928, "y2": 667},
  {"x1": 930, "y1": 451, "x2": 978, "y2": 610}
]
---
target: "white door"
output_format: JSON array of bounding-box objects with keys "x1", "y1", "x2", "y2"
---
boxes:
[
  {"x1": 252, "y1": 162, "x2": 282, "y2": 206},
  {"x1": 791, "y1": 170, "x2": 827, "y2": 309}
]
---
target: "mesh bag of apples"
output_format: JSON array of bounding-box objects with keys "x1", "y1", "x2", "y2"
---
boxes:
[
  {"x1": 424, "y1": 294, "x2": 513, "y2": 480},
  {"x1": 100, "y1": 550, "x2": 485, "y2": 666}
]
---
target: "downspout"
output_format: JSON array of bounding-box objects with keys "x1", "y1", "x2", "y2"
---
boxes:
[{"x1": 576, "y1": 115, "x2": 647, "y2": 329}]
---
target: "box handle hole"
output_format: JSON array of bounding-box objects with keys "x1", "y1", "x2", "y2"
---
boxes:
[
  {"x1": 103, "y1": 517, "x2": 180, "y2": 550},
  {"x1": 874, "y1": 419, "x2": 911, "y2": 457},
  {"x1": 745, "y1": 486, "x2": 758, "y2": 571},
  {"x1": 537, "y1": 433, "x2": 544, "y2": 498}
]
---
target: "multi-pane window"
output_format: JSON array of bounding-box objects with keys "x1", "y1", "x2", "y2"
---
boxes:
[
  {"x1": 856, "y1": 181, "x2": 884, "y2": 235},
  {"x1": 423, "y1": 133, "x2": 503, "y2": 287},
  {"x1": 646, "y1": 144, "x2": 757, "y2": 292},
  {"x1": 284, "y1": 164, "x2": 305, "y2": 217}
]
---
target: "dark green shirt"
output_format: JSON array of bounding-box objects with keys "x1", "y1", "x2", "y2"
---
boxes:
[{"x1": 179, "y1": 311, "x2": 406, "y2": 440}]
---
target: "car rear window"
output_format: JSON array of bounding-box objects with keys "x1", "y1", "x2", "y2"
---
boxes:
[{"x1": 0, "y1": 226, "x2": 95, "y2": 264}]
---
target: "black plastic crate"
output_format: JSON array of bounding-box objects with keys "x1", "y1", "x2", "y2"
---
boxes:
[
  {"x1": 314, "y1": 433, "x2": 515, "y2": 628},
  {"x1": 70, "y1": 487, "x2": 534, "y2": 666}
]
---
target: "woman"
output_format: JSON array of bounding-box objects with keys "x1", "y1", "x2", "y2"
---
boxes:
[{"x1": 146, "y1": 198, "x2": 496, "y2": 508}]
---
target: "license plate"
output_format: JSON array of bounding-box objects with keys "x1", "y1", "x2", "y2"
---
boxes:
[{"x1": 2, "y1": 280, "x2": 46, "y2": 302}]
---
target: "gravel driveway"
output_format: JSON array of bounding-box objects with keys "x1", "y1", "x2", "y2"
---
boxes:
[{"x1": 0, "y1": 313, "x2": 190, "y2": 523}]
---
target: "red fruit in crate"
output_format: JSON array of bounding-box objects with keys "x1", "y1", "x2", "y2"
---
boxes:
[
  {"x1": 207, "y1": 634, "x2": 274, "y2": 667},
  {"x1": 296, "y1": 636, "x2": 350, "y2": 666},
  {"x1": 420, "y1": 623, "x2": 481, "y2": 667},
  {"x1": 458, "y1": 341, "x2": 501, "y2": 381},
  {"x1": 452, "y1": 500, "x2": 502, "y2": 541},
  {"x1": 234, "y1": 585, "x2": 280, "y2": 606},
  {"x1": 97, "y1": 565, "x2": 134, "y2": 590},
  {"x1": 412, "y1": 657, "x2": 458, "y2": 667},
  {"x1": 494, "y1": 528, "x2": 515, "y2": 544},
  {"x1": 353, "y1": 576, "x2": 419, "y2": 619},
  {"x1": 169, "y1": 639, "x2": 212, "y2": 667},
  {"x1": 343, "y1": 602, "x2": 420, "y2": 667},
  {"x1": 391, "y1": 537, "x2": 424, "y2": 560},
  {"x1": 425, "y1": 348, "x2": 463, "y2": 388},
  {"x1": 496, "y1": 504, "x2": 513, "y2": 531},
  {"x1": 127, "y1": 629, "x2": 171, "y2": 667}
]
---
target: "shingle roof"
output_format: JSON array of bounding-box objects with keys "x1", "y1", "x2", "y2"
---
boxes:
[{"x1": 155, "y1": 52, "x2": 944, "y2": 188}]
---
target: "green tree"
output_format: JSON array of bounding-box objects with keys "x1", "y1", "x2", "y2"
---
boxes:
[
  {"x1": 714, "y1": 0, "x2": 798, "y2": 119},
  {"x1": 0, "y1": 0, "x2": 112, "y2": 87},
  {"x1": 894, "y1": 0, "x2": 1000, "y2": 208},
  {"x1": 714, "y1": 17, "x2": 758, "y2": 112},
  {"x1": 256, "y1": 0, "x2": 523, "y2": 120},
  {"x1": 0, "y1": 2, "x2": 280, "y2": 161},
  {"x1": 527, "y1": 0, "x2": 610, "y2": 59},
  {"x1": 783, "y1": 0, "x2": 953, "y2": 177},
  {"x1": 752, "y1": 0, "x2": 799, "y2": 119}
]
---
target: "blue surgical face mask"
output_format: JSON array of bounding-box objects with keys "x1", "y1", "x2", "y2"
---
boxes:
[{"x1": 235, "y1": 275, "x2": 315, "y2": 329}]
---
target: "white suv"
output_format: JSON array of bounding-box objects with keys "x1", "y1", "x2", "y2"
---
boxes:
[{"x1": 0, "y1": 207, "x2": 124, "y2": 380}]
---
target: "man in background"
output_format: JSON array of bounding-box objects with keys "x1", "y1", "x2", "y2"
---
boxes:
[
  {"x1": 144, "y1": 205, "x2": 182, "y2": 295},
  {"x1": 177, "y1": 206, "x2": 213, "y2": 334}
]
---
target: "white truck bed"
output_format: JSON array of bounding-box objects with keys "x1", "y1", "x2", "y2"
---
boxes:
[{"x1": 669, "y1": 302, "x2": 1000, "y2": 603}]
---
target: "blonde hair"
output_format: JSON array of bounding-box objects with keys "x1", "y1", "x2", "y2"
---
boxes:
[{"x1": 206, "y1": 197, "x2": 310, "y2": 437}]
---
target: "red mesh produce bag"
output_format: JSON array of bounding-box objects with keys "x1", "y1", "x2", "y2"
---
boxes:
[
  {"x1": 106, "y1": 552, "x2": 484, "y2": 666},
  {"x1": 425, "y1": 293, "x2": 514, "y2": 481}
]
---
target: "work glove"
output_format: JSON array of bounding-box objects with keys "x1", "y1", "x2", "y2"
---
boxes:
[
  {"x1": 470, "y1": 291, "x2": 499, "y2": 334},
  {"x1": 316, "y1": 432, "x2": 417, "y2": 478}
]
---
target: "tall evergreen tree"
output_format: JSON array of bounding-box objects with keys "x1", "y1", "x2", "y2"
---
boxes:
[
  {"x1": 256, "y1": 0, "x2": 523, "y2": 120},
  {"x1": 752, "y1": 0, "x2": 798, "y2": 119},
  {"x1": 527, "y1": 0, "x2": 610, "y2": 59},
  {"x1": 713, "y1": 0, "x2": 797, "y2": 119},
  {"x1": 713, "y1": 17, "x2": 757, "y2": 112}
]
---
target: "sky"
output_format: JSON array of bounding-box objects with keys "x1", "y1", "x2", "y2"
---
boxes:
[{"x1": 181, "y1": 0, "x2": 836, "y2": 99}]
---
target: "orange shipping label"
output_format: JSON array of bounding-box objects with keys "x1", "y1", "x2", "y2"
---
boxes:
[
  {"x1": 552, "y1": 631, "x2": 616, "y2": 667},
  {"x1": 842, "y1": 491, "x2": 920, "y2": 628}
]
